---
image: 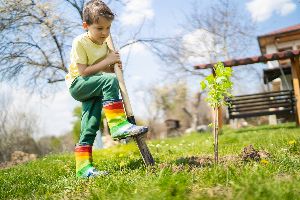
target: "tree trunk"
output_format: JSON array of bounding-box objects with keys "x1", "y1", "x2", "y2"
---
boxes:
[{"x1": 213, "y1": 107, "x2": 219, "y2": 164}]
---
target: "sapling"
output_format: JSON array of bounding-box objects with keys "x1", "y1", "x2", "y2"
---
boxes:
[{"x1": 201, "y1": 62, "x2": 233, "y2": 164}]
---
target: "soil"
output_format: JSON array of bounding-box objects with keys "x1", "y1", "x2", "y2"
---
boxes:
[
  {"x1": 240, "y1": 144, "x2": 271, "y2": 162},
  {"x1": 159, "y1": 144, "x2": 271, "y2": 172}
]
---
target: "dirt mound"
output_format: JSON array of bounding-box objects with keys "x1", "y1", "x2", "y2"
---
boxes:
[
  {"x1": 0, "y1": 151, "x2": 37, "y2": 169},
  {"x1": 166, "y1": 145, "x2": 271, "y2": 170},
  {"x1": 240, "y1": 144, "x2": 271, "y2": 162}
]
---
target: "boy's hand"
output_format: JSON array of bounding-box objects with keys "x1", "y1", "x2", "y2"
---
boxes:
[
  {"x1": 105, "y1": 51, "x2": 123, "y2": 73},
  {"x1": 107, "y1": 61, "x2": 122, "y2": 73},
  {"x1": 106, "y1": 51, "x2": 121, "y2": 65}
]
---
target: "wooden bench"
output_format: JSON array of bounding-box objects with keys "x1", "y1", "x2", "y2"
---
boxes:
[{"x1": 226, "y1": 90, "x2": 295, "y2": 119}]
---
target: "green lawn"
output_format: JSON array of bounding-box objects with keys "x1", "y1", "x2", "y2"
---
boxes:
[{"x1": 1, "y1": 123, "x2": 300, "y2": 200}]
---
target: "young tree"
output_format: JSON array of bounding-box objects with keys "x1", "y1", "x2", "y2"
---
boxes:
[{"x1": 201, "y1": 62, "x2": 233, "y2": 163}]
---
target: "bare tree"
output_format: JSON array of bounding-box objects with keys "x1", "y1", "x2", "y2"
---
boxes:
[
  {"x1": 0, "y1": 0, "x2": 74, "y2": 88},
  {"x1": 0, "y1": 0, "x2": 76, "y2": 94},
  {"x1": 190, "y1": 0, "x2": 266, "y2": 93},
  {"x1": 186, "y1": 0, "x2": 256, "y2": 59},
  {"x1": 64, "y1": 0, "x2": 85, "y2": 20},
  {"x1": 0, "y1": 92, "x2": 40, "y2": 162},
  {"x1": 144, "y1": 81, "x2": 192, "y2": 137},
  {"x1": 143, "y1": 0, "x2": 257, "y2": 78},
  {"x1": 138, "y1": 85, "x2": 166, "y2": 139},
  {"x1": 182, "y1": 92, "x2": 203, "y2": 131},
  {"x1": 0, "y1": 0, "x2": 162, "y2": 95}
]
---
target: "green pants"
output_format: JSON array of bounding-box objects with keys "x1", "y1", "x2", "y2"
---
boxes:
[{"x1": 69, "y1": 73, "x2": 120, "y2": 145}]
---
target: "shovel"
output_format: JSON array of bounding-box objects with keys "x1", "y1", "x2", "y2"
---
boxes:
[{"x1": 106, "y1": 35, "x2": 155, "y2": 166}]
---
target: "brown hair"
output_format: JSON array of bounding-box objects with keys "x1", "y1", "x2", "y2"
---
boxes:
[{"x1": 83, "y1": 0, "x2": 115, "y2": 25}]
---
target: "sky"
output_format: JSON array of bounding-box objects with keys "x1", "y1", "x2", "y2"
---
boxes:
[{"x1": 1, "y1": 0, "x2": 300, "y2": 138}]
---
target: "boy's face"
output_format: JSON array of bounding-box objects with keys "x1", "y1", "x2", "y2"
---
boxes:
[{"x1": 83, "y1": 16, "x2": 112, "y2": 45}]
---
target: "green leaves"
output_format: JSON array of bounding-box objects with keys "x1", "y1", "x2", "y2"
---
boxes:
[{"x1": 200, "y1": 62, "x2": 233, "y2": 108}]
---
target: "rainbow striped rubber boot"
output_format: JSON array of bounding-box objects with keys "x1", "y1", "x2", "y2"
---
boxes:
[
  {"x1": 103, "y1": 99, "x2": 148, "y2": 140},
  {"x1": 74, "y1": 145, "x2": 108, "y2": 178}
]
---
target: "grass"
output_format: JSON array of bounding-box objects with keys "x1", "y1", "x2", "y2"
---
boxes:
[{"x1": 1, "y1": 123, "x2": 300, "y2": 200}]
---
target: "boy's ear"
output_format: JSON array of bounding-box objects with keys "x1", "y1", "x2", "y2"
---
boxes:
[{"x1": 82, "y1": 22, "x2": 88, "y2": 30}]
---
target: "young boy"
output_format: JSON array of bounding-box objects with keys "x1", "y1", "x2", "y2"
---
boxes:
[{"x1": 65, "y1": 0, "x2": 148, "y2": 178}]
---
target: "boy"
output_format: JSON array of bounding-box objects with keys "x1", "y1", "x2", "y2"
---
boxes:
[{"x1": 65, "y1": 0, "x2": 148, "y2": 178}]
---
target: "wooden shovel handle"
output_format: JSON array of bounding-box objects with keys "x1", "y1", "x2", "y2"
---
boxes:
[
  {"x1": 106, "y1": 35, "x2": 134, "y2": 117},
  {"x1": 106, "y1": 34, "x2": 155, "y2": 166}
]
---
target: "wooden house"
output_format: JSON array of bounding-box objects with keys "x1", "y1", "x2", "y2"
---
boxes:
[
  {"x1": 194, "y1": 24, "x2": 300, "y2": 127},
  {"x1": 258, "y1": 24, "x2": 300, "y2": 91}
]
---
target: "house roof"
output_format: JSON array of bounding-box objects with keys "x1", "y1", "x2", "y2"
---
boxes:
[
  {"x1": 194, "y1": 50, "x2": 300, "y2": 69},
  {"x1": 257, "y1": 24, "x2": 300, "y2": 55},
  {"x1": 259, "y1": 24, "x2": 300, "y2": 38}
]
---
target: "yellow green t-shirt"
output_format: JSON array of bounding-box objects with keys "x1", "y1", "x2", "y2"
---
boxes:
[{"x1": 65, "y1": 32, "x2": 109, "y2": 88}]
